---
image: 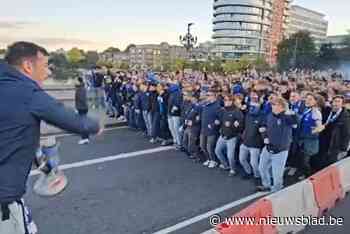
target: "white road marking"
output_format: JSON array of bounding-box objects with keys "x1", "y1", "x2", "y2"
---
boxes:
[
  {"x1": 152, "y1": 192, "x2": 268, "y2": 234},
  {"x1": 30, "y1": 146, "x2": 174, "y2": 177}
]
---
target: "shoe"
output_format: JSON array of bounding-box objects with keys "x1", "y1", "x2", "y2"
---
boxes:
[
  {"x1": 78, "y1": 139, "x2": 90, "y2": 145},
  {"x1": 208, "y1": 161, "x2": 218, "y2": 168},
  {"x1": 203, "y1": 160, "x2": 210, "y2": 166},
  {"x1": 254, "y1": 178, "x2": 261, "y2": 186},
  {"x1": 219, "y1": 164, "x2": 230, "y2": 170},
  {"x1": 193, "y1": 158, "x2": 201, "y2": 163},
  {"x1": 149, "y1": 138, "x2": 156, "y2": 144},
  {"x1": 108, "y1": 115, "x2": 115, "y2": 118},
  {"x1": 161, "y1": 140, "x2": 169, "y2": 146},
  {"x1": 298, "y1": 175, "x2": 306, "y2": 181},
  {"x1": 256, "y1": 186, "x2": 270, "y2": 192},
  {"x1": 229, "y1": 169, "x2": 237, "y2": 176}
]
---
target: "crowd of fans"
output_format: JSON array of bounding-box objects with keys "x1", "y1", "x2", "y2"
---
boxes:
[{"x1": 83, "y1": 68, "x2": 350, "y2": 192}]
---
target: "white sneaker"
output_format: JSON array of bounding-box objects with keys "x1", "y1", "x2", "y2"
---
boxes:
[
  {"x1": 203, "y1": 160, "x2": 210, "y2": 166},
  {"x1": 208, "y1": 161, "x2": 218, "y2": 168},
  {"x1": 78, "y1": 139, "x2": 90, "y2": 145},
  {"x1": 229, "y1": 169, "x2": 237, "y2": 176}
]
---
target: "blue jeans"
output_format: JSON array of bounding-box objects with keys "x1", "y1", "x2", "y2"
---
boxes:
[
  {"x1": 151, "y1": 112, "x2": 160, "y2": 138},
  {"x1": 259, "y1": 147, "x2": 289, "y2": 192},
  {"x1": 168, "y1": 116, "x2": 181, "y2": 145},
  {"x1": 215, "y1": 136, "x2": 237, "y2": 170},
  {"x1": 143, "y1": 111, "x2": 152, "y2": 136},
  {"x1": 239, "y1": 144, "x2": 261, "y2": 178}
]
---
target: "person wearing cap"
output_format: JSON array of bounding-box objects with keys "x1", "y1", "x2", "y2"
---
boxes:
[
  {"x1": 257, "y1": 97, "x2": 298, "y2": 192},
  {"x1": 215, "y1": 94, "x2": 244, "y2": 176},
  {"x1": 200, "y1": 88, "x2": 222, "y2": 168}
]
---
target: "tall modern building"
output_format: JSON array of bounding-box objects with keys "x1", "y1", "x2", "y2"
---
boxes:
[
  {"x1": 212, "y1": 0, "x2": 291, "y2": 64},
  {"x1": 287, "y1": 5, "x2": 328, "y2": 45}
]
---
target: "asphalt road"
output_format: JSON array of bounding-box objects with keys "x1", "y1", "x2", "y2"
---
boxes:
[{"x1": 26, "y1": 128, "x2": 263, "y2": 234}]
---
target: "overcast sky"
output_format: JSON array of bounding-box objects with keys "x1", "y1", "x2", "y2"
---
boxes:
[{"x1": 1, "y1": 0, "x2": 349, "y2": 51}]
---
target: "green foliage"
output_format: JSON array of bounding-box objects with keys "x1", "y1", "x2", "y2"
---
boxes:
[
  {"x1": 277, "y1": 31, "x2": 317, "y2": 71},
  {"x1": 103, "y1": 47, "x2": 121, "y2": 53},
  {"x1": 67, "y1": 48, "x2": 86, "y2": 66},
  {"x1": 85, "y1": 51, "x2": 99, "y2": 68},
  {"x1": 317, "y1": 43, "x2": 339, "y2": 69},
  {"x1": 124, "y1": 44, "x2": 136, "y2": 53}
]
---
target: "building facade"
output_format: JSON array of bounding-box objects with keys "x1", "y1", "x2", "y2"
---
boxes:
[
  {"x1": 287, "y1": 5, "x2": 328, "y2": 45},
  {"x1": 212, "y1": 0, "x2": 291, "y2": 64},
  {"x1": 323, "y1": 35, "x2": 347, "y2": 49}
]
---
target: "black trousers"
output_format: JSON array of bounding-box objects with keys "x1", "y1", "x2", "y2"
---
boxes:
[{"x1": 78, "y1": 109, "x2": 89, "y2": 140}]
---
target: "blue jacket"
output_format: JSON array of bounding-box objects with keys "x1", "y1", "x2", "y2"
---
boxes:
[
  {"x1": 140, "y1": 91, "x2": 151, "y2": 112},
  {"x1": 262, "y1": 112, "x2": 298, "y2": 154},
  {"x1": 200, "y1": 100, "x2": 222, "y2": 136},
  {"x1": 167, "y1": 85, "x2": 182, "y2": 117},
  {"x1": 0, "y1": 62, "x2": 100, "y2": 203}
]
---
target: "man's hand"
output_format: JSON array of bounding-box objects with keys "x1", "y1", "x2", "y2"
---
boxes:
[
  {"x1": 312, "y1": 125, "x2": 325, "y2": 134},
  {"x1": 264, "y1": 138, "x2": 270, "y2": 145},
  {"x1": 97, "y1": 124, "x2": 104, "y2": 136}
]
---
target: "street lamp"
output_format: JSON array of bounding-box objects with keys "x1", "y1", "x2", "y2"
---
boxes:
[{"x1": 179, "y1": 23, "x2": 198, "y2": 60}]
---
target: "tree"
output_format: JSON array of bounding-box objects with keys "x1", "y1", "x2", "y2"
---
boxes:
[
  {"x1": 119, "y1": 61, "x2": 130, "y2": 70},
  {"x1": 317, "y1": 43, "x2": 339, "y2": 69},
  {"x1": 253, "y1": 57, "x2": 270, "y2": 72},
  {"x1": 343, "y1": 30, "x2": 350, "y2": 47},
  {"x1": 103, "y1": 47, "x2": 121, "y2": 53},
  {"x1": 49, "y1": 53, "x2": 70, "y2": 68},
  {"x1": 124, "y1": 44, "x2": 136, "y2": 53},
  {"x1": 49, "y1": 53, "x2": 77, "y2": 80},
  {"x1": 67, "y1": 48, "x2": 86, "y2": 66},
  {"x1": 277, "y1": 31, "x2": 317, "y2": 71},
  {"x1": 223, "y1": 60, "x2": 240, "y2": 74},
  {"x1": 84, "y1": 51, "x2": 99, "y2": 68},
  {"x1": 173, "y1": 58, "x2": 187, "y2": 72}
]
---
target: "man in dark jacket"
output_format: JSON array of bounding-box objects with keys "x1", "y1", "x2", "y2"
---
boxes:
[
  {"x1": 75, "y1": 77, "x2": 90, "y2": 144},
  {"x1": 258, "y1": 97, "x2": 298, "y2": 192},
  {"x1": 0, "y1": 42, "x2": 100, "y2": 234},
  {"x1": 318, "y1": 96, "x2": 350, "y2": 165},
  {"x1": 215, "y1": 94, "x2": 244, "y2": 176},
  {"x1": 200, "y1": 89, "x2": 222, "y2": 168},
  {"x1": 239, "y1": 91, "x2": 264, "y2": 181},
  {"x1": 167, "y1": 84, "x2": 183, "y2": 147}
]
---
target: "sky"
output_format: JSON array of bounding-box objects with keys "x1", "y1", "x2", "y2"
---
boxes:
[{"x1": 0, "y1": 0, "x2": 349, "y2": 51}]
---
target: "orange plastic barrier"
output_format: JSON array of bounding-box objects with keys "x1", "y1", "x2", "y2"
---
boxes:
[
  {"x1": 216, "y1": 199, "x2": 276, "y2": 234},
  {"x1": 309, "y1": 165, "x2": 345, "y2": 216}
]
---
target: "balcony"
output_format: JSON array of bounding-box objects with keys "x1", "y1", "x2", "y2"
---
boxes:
[
  {"x1": 213, "y1": 0, "x2": 273, "y2": 11},
  {"x1": 213, "y1": 15, "x2": 271, "y2": 26}
]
